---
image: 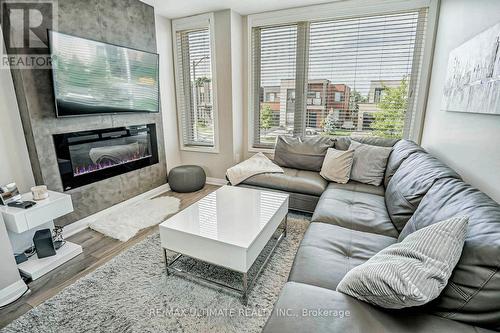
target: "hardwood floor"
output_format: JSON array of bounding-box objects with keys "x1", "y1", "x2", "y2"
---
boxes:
[{"x1": 0, "y1": 184, "x2": 219, "y2": 329}]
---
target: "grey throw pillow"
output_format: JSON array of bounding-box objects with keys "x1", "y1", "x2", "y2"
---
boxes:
[
  {"x1": 336, "y1": 216, "x2": 468, "y2": 309},
  {"x1": 274, "y1": 136, "x2": 334, "y2": 172},
  {"x1": 349, "y1": 141, "x2": 392, "y2": 186},
  {"x1": 320, "y1": 148, "x2": 354, "y2": 183}
]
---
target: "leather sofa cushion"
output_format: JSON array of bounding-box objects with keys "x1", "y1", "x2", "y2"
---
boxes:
[
  {"x1": 313, "y1": 188, "x2": 399, "y2": 237},
  {"x1": 399, "y1": 178, "x2": 500, "y2": 331},
  {"x1": 384, "y1": 139, "x2": 425, "y2": 188},
  {"x1": 262, "y1": 282, "x2": 495, "y2": 333},
  {"x1": 385, "y1": 151, "x2": 461, "y2": 232},
  {"x1": 288, "y1": 223, "x2": 396, "y2": 290},
  {"x1": 334, "y1": 136, "x2": 399, "y2": 151},
  {"x1": 274, "y1": 136, "x2": 334, "y2": 171},
  {"x1": 237, "y1": 184, "x2": 319, "y2": 213},
  {"x1": 326, "y1": 180, "x2": 385, "y2": 196},
  {"x1": 241, "y1": 167, "x2": 327, "y2": 196}
]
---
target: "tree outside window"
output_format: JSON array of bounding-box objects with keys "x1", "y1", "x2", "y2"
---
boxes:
[
  {"x1": 371, "y1": 78, "x2": 408, "y2": 139},
  {"x1": 260, "y1": 105, "x2": 273, "y2": 134}
]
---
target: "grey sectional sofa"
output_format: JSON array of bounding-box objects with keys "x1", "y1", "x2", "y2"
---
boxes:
[{"x1": 236, "y1": 137, "x2": 500, "y2": 333}]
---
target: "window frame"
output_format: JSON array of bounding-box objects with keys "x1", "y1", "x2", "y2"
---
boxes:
[
  {"x1": 247, "y1": 0, "x2": 439, "y2": 153},
  {"x1": 172, "y1": 13, "x2": 220, "y2": 153}
]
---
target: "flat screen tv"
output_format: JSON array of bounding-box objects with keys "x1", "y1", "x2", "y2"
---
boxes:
[{"x1": 48, "y1": 31, "x2": 159, "y2": 117}]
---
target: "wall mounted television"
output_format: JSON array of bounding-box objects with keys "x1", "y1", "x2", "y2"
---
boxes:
[{"x1": 48, "y1": 30, "x2": 160, "y2": 117}]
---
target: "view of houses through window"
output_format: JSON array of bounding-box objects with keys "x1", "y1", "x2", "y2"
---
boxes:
[
  {"x1": 175, "y1": 27, "x2": 215, "y2": 148},
  {"x1": 253, "y1": 10, "x2": 427, "y2": 148}
]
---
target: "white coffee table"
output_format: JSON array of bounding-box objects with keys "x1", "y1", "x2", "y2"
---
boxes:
[{"x1": 159, "y1": 185, "x2": 289, "y2": 303}]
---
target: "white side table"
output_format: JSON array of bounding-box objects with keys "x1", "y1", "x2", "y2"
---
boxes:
[{"x1": 0, "y1": 190, "x2": 83, "y2": 280}]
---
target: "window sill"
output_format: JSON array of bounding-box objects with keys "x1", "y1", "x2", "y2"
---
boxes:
[
  {"x1": 248, "y1": 146, "x2": 275, "y2": 154},
  {"x1": 180, "y1": 146, "x2": 220, "y2": 154}
]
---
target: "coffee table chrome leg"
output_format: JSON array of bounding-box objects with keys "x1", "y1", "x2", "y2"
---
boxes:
[
  {"x1": 284, "y1": 214, "x2": 288, "y2": 238},
  {"x1": 242, "y1": 272, "x2": 248, "y2": 305},
  {"x1": 163, "y1": 248, "x2": 170, "y2": 276}
]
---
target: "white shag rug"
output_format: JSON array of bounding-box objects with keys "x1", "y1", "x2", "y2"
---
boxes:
[{"x1": 89, "y1": 196, "x2": 181, "y2": 241}]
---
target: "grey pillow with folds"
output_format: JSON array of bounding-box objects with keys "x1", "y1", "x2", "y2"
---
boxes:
[
  {"x1": 320, "y1": 148, "x2": 354, "y2": 183},
  {"x1": 274, "y1": 136, "x2": 334, "y2": 172},
  {"x1": 349, "y1": 141, "x2": 392, "y2": 186},
  {"x1": 337, "y1": 216, "x2": 468, "y2": 309}
]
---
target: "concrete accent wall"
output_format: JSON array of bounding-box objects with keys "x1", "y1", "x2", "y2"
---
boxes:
[
  {"x1": 421, "y1": 0, "x2": 500, "y2": 204},
  {"x1": 5, "y1": 0, "x2": 167, "y2": 226}
]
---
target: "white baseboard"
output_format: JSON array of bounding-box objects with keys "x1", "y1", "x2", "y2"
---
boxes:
[
  {"x1": 63, "y1": 183, "x2": 171, "y2": 238},
  {"x1": 0, "y1": 279, "x2": 28, "y2": 307},
  {"x1": 206, "y1": 177, "x2": 228, "y2": 186}
]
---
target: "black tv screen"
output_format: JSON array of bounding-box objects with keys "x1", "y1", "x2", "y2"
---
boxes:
[{"x1": 48, "y1": 31, "x2": 159, "y2": 117}]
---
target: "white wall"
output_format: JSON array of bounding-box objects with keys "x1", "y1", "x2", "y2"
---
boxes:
[
  {"x1": 0, "y1": 215, "x2": 25, "y2": 306},
  {"x1": 421, "y1": 0, "x2": 500, "y2": 204},
  {"x1": 156, "y1": 15, "x2": 182, "y2": 172},
  {"x1": 0, "y1": 36, "x2": 36, "y2": 192},
  {"x1": 175, "y1": 9, "x2": 244, "y2": 179},
  {"x1": 230, "y1": 11, "x2": 244, "y2": 164}
]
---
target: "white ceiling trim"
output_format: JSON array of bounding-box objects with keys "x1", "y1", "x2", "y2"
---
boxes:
[
  {"x1": 142, "y1": 0, "x2": 347, "y2": 19},
  {"x1": 248, "y1": 0, "x2": 432, "y2": 26}
]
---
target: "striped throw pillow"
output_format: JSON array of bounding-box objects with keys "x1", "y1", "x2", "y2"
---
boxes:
[{"x1": 337, "y1": 216, "x2": 468, "y2": 309}]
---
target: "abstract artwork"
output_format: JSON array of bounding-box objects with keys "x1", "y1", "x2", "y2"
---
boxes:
[{"x1": 441, "y1": 22, "x2": 500, "y2": 115}]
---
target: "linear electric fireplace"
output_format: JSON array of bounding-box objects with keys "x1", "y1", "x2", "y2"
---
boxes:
[{"x1": 54, "y1": 124, "x2": 159, "y2": 191}]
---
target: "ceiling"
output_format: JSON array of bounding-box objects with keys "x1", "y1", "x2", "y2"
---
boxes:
[{"x1": 143, "y1": 0, "x2": 344, "y2": 19}]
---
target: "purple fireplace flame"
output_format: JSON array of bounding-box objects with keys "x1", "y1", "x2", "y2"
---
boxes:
[
  {"x1": 54, "y1": 124, "x2": 158, "y2": 191},
  {"x1": 73, "y1": 152, "x2": 152, "y2": 177}
]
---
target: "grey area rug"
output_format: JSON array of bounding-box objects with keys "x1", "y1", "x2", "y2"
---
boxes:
[{"x1": 3, "y1": 215, "x2": 310, "y2": 333}]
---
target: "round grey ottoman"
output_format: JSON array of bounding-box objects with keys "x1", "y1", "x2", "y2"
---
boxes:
[{"x1": 168, "y1": 165, "x2": 206, "y2": 193}]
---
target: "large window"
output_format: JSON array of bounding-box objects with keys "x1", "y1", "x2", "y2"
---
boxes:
[
  {"x1": 251, "y1": 25, "x2": 297, "y2": 147},
  {"x1": 250, "y1": 7, "x2": 429, "y2": 148},
  {"x1": 173, "y1": 14, "x2": 217, "y2": 150}
]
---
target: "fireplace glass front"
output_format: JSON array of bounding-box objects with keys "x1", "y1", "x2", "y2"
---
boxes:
[{"x1": 54, "y1": 124, "x2": 158, "y2": 190}]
